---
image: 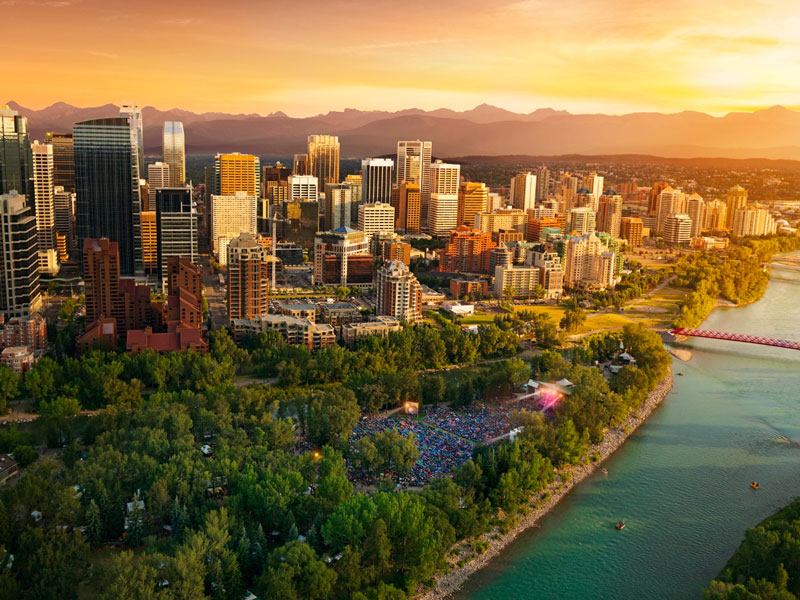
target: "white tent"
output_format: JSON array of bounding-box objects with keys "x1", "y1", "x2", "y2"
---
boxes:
[{"x1": 556, "y1": 378, "x2": 575, "y2": 387}]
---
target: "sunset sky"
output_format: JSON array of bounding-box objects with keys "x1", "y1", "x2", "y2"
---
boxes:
[{"x1": 5, "y1": 0, "x2": 800, "y2": 116}]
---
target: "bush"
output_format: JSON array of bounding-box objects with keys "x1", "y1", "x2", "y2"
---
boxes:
[{"x1": 13, "y1": 444, "x2": 38, "y2": 467}]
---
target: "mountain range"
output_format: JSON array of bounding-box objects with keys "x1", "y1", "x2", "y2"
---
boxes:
[{"x1": 7, "y1": 101, "x2": 800, "y2": 160}]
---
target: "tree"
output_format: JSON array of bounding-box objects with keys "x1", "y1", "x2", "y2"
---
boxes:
[
  {"x1": 25, "y1": 357, "x2": 59, "y2": 403},
  {"x1": 560, "y1": 304, "x2": 587, "y2": 332},
  {"x1": 13, "y1": 444, "x2": 37, "y2": 467},
  {"x1": 307, "y1": 388, "x2": 361, "y2": 448},
  {"x1": 0, "y1": 365, "x2": 19, "y2": 415},
  {"x1": 38, "y1": 395, "x2": 81, "y2": 447},
  {"x1": 372, "y1": 429, "x2": 419, "y2": 480},
  {"x1": 503, "y1": 285, "x2": 515, "y2": 302},
  {"x1": 257, "y1": 541, "x2": 337, "y2": 600},
  {"x1": 126, "y1": 493, "x2": 145, "y2": 547},
  {"x1": 85, "y1": 499, "x2": 103, "y2": 547}
]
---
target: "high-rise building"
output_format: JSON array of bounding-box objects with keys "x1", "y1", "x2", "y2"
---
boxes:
[
  {"x1": 293, "y1": 153, "x2": 309, "y2": 176},
  {"x1": 74, "y1": 117, "x2": 142, "y2": 274},
  {"x1": 357, "y1": 202, "x2": 395, "y2": 237},
  {"x1": 45, "y1": 132, "x2": 75, "y2": 193},
  {"x1": 141, "y1": 210, "x2": 158, "y2": 274},
  {"x1": 31, "y1": 141, "x2": 59, "y2": 274},
  {"x1": 288, "y1": 175, "x2": 319, "y2": 203},
  {"x1": 214, "y1": 153, "x2": 260, "y2": 197},
  {"x1": 83, "y1": 237, "x2": 119, "y2": 325},
  {"x1": 391, "y1": 183, "x2": 421, "y2": 234},
  {"x1": 0, "y1": 192, "x2": 41, "y2": 318},
  {"x1": 732, "y1": 205, "x2": 777, "y2": 237},
  {"x1": 686, "y1": 193, "x2": 706, "y2": 238},
  {"x1": 704, "y1": 199, "x2": 728, "y2": 231},
  {"x1": 493, "y1": 265, "x2": 541, "y2": 299},
  {"x1": 510, "y1": 172, "x2": 537, "y2": 212},
  {"x1": 563, "y1": 233, "x2": 615, "y2": 290},
  {"x1": 620, "y1": 217, "x2": 644, "y2": 247},
  {"x1": 527, "y1": 248, "x2": 563, "y2": 300},
  {"x1": 583, "y1": 172, "x2": 604, "y2": 205},
  {"x1": 147, "y1": 161, "x2": 170, "y2": 208},
  {"x1": 376, "y1": 260, "x2": 422, "y2": 324},
  {"x1": 345, "y1": 174, "x2": 362, "y2": 215},
  {"x1": 53, "y1": 186, "x2": 76, "y2": 261},
  {"x1": 662, "y1": 213, "x2": 692, "y2": 245},
  {"x1": 372, "y1": 231, "x2": 411, "y2": 266},
  {"x1": 119, "y1": 104, "x2": 144, "y2": 177},
  {"x1": 0, "y1": 106, "x2": 32, "y2": 199},
  {"x1": 227, "y1": 232, "x2": 270, "y2": 321},
  {"x1": 164, "y1": 257, "x2": 203, "y2": 328},
  {"x1": 313, "y1": 228, "x2": 372, "y2": 287},
  {"x1": 210, "y1": 191, "x2": 257, "y2": 257},
  {"x1": 324, "y1": 183, "x2": 353, "y2": 230},
  {"x1": 396, "y1": 140, "x2": 432, "y2": 227},
  {"x1": 458, "y1": 182, "x2": 488, "y2": 228},
  {"x1": 535, "y1": 166, "x2": 550, "y2": 202},
  {"x1": 655, "y1": 186, "x2": 686, "y2": 235},
  {"x1": 429, "y1": 161, "x2": 460, "y2": 235},
  {"x1": 725, "y1": 185, "x2": 748, "y2": 229},
  {"x1": 362, "y1": 158, "x2": 393, "y2": 204},
  {"x1": 307, "y1": 135, "x2": 340, "y2": 186},
  {"x1": 474, "y1": 208, "x2": 527, "y2": 233},
  {"x1": 648, "y1": 181, "x2": 671, "y2": 216},
  {"x1": 438, "y1": 226, "x2": 496, "y2": 274},
  {"x1": 162, "y1": 121, "x2": 186, "y2": 187},
  {"x1": 156, "y1": 187, "x2": 197, "y2": 290},
  {"x1": 567, "y1": 207, "x2": 596, "y2": 235},
  {"x1": 279, "y1": 199, "x2": 319, "y2": 250},
  {"x1": 597, "y1": 193, "x2": 622, "y2": 238}
]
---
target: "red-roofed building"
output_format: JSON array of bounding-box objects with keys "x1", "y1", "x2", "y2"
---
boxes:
[
  {"x1": 77, "y1": 318, "x2": 117, "y2": 352},
  {"x1": 126, "y1": 321, "x2": 207, "y2": 354}
]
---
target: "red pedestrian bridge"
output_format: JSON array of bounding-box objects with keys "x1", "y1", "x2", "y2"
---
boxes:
[{"x1": 670, "y1": 328, "x2": 800, "y2": 351}]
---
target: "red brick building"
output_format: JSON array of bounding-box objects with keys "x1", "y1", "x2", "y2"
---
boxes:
[
  {"x1": 438, "y1": 226, "x2": 495, "y2": 274},
  {"x1": 0, "y1": 315, "x2": 47, "y2": 351}
]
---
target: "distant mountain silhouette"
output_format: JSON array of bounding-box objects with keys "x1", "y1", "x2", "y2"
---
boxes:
[{"x1": 7, "y1": 101, "x2": 800, "y2": 160}]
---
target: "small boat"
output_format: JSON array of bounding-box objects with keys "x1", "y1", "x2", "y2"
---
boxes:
[
  {"x1": 750, "y1": 482, "x2": 760, "y2": 490},
  {"x1": 615, "y1": 521, "x2": 626, "y2": 530},
  {"x1": 601, "y1": 468, "x2": 609, "y2": 475},
  {"x1": 677, "y1": 373, "x2": 684, "y2": 376}
]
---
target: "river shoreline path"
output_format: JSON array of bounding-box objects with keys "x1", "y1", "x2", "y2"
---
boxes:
[{"x1": 418, "y1": 372, "x2": 675, "y2": 600}]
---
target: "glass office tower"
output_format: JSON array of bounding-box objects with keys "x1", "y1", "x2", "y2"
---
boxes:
[
  {"x1": 0, "y1": 106, "x2": 33, "y2": 200},
  {"x1": 74, "y1": 117, "x2": 142, "y2": 274}
]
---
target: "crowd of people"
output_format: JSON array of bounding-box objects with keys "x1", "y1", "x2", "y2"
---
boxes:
[
  {"x1": 348, "y1": 416, "x2": 474, "y2": 487},
  {"x1": 423, "y1": 405, "x2": 511, "y2": 443}
]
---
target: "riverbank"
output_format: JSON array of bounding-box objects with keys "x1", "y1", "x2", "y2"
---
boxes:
[{"x1": 418, "y1": 371, "x2": 675, "y2": 599}]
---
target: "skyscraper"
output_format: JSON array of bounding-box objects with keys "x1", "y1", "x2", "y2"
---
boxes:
[
  {"x1": 325, "y1": 183, "x2": 353, "y2": 230},
  {"x1": 510, "y1": 172, "x2": 537, "y2": 212},
  {"x1": 429, "y1": 161, "x2": 460, "y2": 235},
  {"x1": 725, "y1": 185, "x2": 748, "y2": 229},
  {"x1": 391, "y1": 183, "x2": 421, "y2": 234},
  {"x1": 45, "y1": 132, "x2": 75, "y2": 193},
  {"x1": 535, "y1": 166, "x2": 550, "y2": 202},
  {"x1": 655, "y1": 186, "x2": 686, "y2": 235},
  {"x1": 147, "y1": 162, "x2": 170, "y2": 209},
  {"x1": 307, "y1": 135, "x2": 340, "y2": 186},
  {"x1": 156, "y1": 187, "x2": 197, "y2": 290},
  {"x1": 376, "y1": 260, "x2": 422, "y2": 324},
  {"x1": 0, "y1": 191, "x2": 41, "y2": 318},
  {"x1": 357, "y1": 202, "x2": 395, "y2": 237},
  {"x1": 458, "y1": 182, "x2": 489, "y2": 228},
  {"x1": 663, "y1": 214, "x2": 692, "y2": 245},
  {"x1": 53, "y1": 186, "x2": 77, "y2": 261},
  {"x1": 31, "y1": 141, "x2": 59, "y2": 274},
  {"x1": 119, "y1": 104, "x2": 144, "y2": 176},
  {"x1": 293, "y1": 153, "x2": 309, "y2": 176},
  {"x1": 288, "y1": 175, "x2": 319, "y2": 203},
  {"x1": 74, "y1": 117, "x2": 142, "y2": 274},
  {"x1": 597, "y1": 193, "x2": 622, "y2": 238},
  {"x1": 0, "y1": 106, "x2": 32, "y2": 199},
  {"x1": 396, "y1": 140, "x2": 432, "y2": 227},
  {"x1": 214, "y1": 153, "x2": 260, "y2": 196},
  {"x1": 567, "y1": 207, "x2": 597, "y2": 235},
  {"x1": 227, "y1": 232, "x2": 270, "y2": 321},
  {"x1": 362, "y1": 158, "x2": 393, "y2": 204},
  {"x1": 210, "y1": 191, "x2": 257, "y2": 258},
  {"x1": 686, "y1": 193, "x2": 706, "y2": 238},
  {"x1": 583, "y1": 172, "x2": 604, "y2": 206},
  {"x1": 162, "y1": 121, "x2": 186, "y2": 187}
]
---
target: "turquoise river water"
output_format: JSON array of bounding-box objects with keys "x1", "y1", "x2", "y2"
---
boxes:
[{"x1": 460, "y1": 261, "x2": 800, "y2": 600}]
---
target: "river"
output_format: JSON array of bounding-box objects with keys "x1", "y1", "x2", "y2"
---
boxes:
[{"x1": 459, "y1": 261, "x2": 800, "y2": 600}]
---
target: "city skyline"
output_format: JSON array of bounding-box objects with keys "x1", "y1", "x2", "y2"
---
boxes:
[{"x1": 5, "y1": 0, "x2": 800, "y2": 117}]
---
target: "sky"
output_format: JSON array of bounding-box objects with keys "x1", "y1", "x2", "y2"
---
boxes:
[{"x1": 4, "y1": 0, "x2": 800, "y2": 117}]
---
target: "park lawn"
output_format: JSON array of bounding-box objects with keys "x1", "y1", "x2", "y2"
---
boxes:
[
  {"x1": 624, "y1": 285, "x2": 688, "y2": 328},
  {"x1": 509, "y1": 304, "x2": 568, "y2": 321},
  {"x1": 577, "y1": 312, "x2": 634, "y2": 334},
  {"x1": 459, "y1": 313, "x2": 497, "y2": 324}
]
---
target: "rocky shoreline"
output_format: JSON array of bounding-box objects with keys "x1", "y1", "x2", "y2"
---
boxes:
[{"x1": 418, "y1": 371, "x2": 675, "y2": 600}]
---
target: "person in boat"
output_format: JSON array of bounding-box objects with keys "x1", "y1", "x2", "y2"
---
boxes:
[
  {"x1": 750, "y1": 482, "x2": 760, "y2": 489},
  {"x1": 616, "y1": 521, "x2": 625, "y2": 530}
]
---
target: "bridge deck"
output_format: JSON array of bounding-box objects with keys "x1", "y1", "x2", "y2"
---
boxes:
[{"x1": 670, "y1": 328, "x2": 800, "y2": 351}]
